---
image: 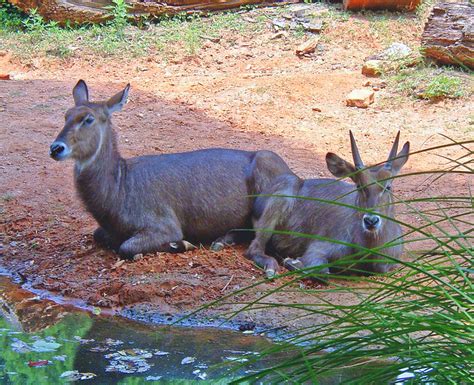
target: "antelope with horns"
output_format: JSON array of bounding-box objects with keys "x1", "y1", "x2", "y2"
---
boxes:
[
  {"x1": 50, "y1": 80, "x2": 292, "y2": 259},
  {"x1": 245, "y1": 131, "x2": 410, "y2": 278}
]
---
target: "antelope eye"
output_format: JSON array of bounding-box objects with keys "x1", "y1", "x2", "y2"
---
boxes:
[
  {"x1": 385, "y1": 185, "x2": 392, "y2": 192},
  {"x1": 84, "y1": 115, "x2": 95, "y2": 125}
]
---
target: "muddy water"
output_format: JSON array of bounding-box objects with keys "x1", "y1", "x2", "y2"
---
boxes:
[
  {"x1": 0, "y1": 275, "x2": 281, "y2": 384},
  {"x1": 0, "y1": 312, "x2": 277, "y2": 384},
  {"x1": 0, "y1": 274, "x2": 391, "y2": 384}
]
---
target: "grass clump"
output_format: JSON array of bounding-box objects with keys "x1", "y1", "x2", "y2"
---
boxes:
[
  {"x1": 389, "y1": 66, "x2": 471, "y2": 100},
  {"x1": 0, "y1": 3, "x2": 265, "y2": 59},
  {"x1": 422, "y1": 73, "x2": 467, "y2": 99}
]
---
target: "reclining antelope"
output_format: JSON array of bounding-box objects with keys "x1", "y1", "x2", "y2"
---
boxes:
[
  {"x1": 245, "y1": 131, "x2": 410, "y2": 278},
  {"x1": 50, "y1": 80, "x2": 291, "y2": 259}
]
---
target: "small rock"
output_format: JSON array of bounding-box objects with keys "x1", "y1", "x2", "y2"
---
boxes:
[
  {"x1": 111, "y1": 259, "x2": 125, "y2": 270},
  {"x1": 272, "y1": 18, "x2": 289, "y2": 30},
  {"x1": 312, "y1": 107, "x2": 322, "y2": 112},
  {"x1": 200, "y1": 35, "x2": 220, "y2": 43},
  {"x1": 301, "y1": 20, "x2": 324, "y2": 33},
  {"x1": 292, "y1": 5, "x2": 312, "y2": 18},
  {"x1": 296, "y1": 37, "x2": 319, "y2": 56},
  {"x1": 269, "y1": 31, "x2": 287, "y2": 40},
  {"x1": 382, "y1": 42, "x2": 412, "y2": 60},
  {"x1": 242, "y1": 16, "x2": 256, "y2": 23},
  {"x1": 0, "y1": 74, "x2": 11, "y2": 80},
  {"x1": 362, "y1": 60, "x2": 383, "y2": 77},
  {"x1": 346, "y1": 89, "x2": 375, "y2": 108}
]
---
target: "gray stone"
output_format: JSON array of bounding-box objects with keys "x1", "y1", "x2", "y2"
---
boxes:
[{"x1": 301, "y1": 19, "x2": 324, "y2": 33}]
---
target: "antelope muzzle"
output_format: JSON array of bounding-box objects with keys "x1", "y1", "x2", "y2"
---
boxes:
[
  {"x1": 49, "y1": 141, "x2": 71, "y2": 161},
  {"x1": 363, "y1": 214, "x2": 381, "y2": 232}
]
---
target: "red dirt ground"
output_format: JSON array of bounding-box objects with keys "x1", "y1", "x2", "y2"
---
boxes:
[{"x1": 0, "y1": 5, "x2": 472, "y2": 327}]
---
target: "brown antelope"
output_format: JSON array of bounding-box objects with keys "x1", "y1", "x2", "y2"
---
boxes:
[
  {"x1": 245, "y1": 131, "x2": 410, "y2": 278},
  {"x1": 50, "y1": 80, "x2": 292, "y2": 259}
]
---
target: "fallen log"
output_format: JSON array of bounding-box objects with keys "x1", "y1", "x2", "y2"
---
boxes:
[
  {"x1": 421, "y1": 1, "x2": 474, "y2": 69},
  {"x1": 7, "y1": 0, "x2": 299, "y2": 24},
  {"x1": 343, "y1": 0, "x2": 421, "y2": 11}
]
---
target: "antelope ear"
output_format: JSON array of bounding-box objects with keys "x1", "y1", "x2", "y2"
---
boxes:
[
  {"x1": 391, "y1": 141, "x2": 410, "y2": 174},
  {"x1": 73, "y1": 80, "x2": 89, "y2": 106},
  {"x1": 326, "y1": 152, "x2": 357, "y2": 180},
  {"x1": 106, "y1": 84, "x2": 130, "y2": 114}
]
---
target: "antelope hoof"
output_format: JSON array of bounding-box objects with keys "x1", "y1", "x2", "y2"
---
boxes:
[
  {"x1": 182, "y1": 240, "x2": 197, "y2": 251},
  {"x1": 169, "y1": 240, "x2": 196, "y2": 253},
  {"x1": 133, "y1": 253, "x2": 143, "y2": 261},
  {"x1": 284, "y1": 258, "x2": 304, "y2": 271},
  {"x1": 210, "y1": 241, "x2": 225, "y2": 252},
  {"x1": 265, "y1": 268, "x2": 276, "y2": 279}
]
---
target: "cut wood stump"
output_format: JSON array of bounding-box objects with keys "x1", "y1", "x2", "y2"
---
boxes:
[
  {"x1": 421, "y1": 1, "x2": 474, "y2": 69},
  {"x1": 8, "y1": 0, "x2": 299, "y2": 24}
]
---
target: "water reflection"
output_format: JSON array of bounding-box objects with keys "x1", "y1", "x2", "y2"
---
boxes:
[
  {"x1": 0, "y1": 274, "x2": 278, "y2": 384},
  {"x1": 0, "y1": 275, "x2": 392, "y2": 384}
]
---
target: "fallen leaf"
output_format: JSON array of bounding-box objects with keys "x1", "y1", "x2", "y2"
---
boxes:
[
  {"x1": 28, "y1": 360, "x2": 50, "y2": 367},
  {"x1": 181, "y1": 356, "x2": 196, "y2": 365},
  {"x1": 111, "y1": 259, "x2": 125, "y2": 270},
  {"x1": 31, "y1": 339, "x2": 61, "y2": 352}
]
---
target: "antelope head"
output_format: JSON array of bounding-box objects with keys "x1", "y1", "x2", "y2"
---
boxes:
[
  {"x1": 49, "y1": 80, "x2": 129, "y2": 168},
  {"x1": 326, "y1": 131, "x2": 410, "y2": 234}
]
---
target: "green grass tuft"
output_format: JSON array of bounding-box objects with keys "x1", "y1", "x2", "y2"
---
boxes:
[{"x1": 389, "y1": 66, "x2": 471, "y2": 100}]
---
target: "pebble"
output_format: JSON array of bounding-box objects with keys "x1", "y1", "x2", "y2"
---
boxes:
[{"x1": 346, "y1": 89, "x2": 375, "y2": 108}]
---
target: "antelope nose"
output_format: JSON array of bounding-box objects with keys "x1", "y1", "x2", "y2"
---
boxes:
[
  {"x1": 363, "y1": 214, "x2": 380, "y2": 229},
  {"x1": 49, "y1": 141, "x2": 66, "y2": 160}
]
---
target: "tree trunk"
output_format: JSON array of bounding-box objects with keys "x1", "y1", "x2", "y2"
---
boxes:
[
  {"x1": 8, "y1": 0, "x2": 299, "y2": 24},
  {"x1": 421, "y1": 1, "x2": 474, "y2": 69}
]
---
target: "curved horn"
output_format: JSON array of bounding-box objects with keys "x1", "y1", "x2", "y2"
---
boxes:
[
  {"x1": 349, "y1": 131, "x2": 364, "y2": 170},
  {"x1": 385, "y1": 131, "x2": 401, "y2": 169}
]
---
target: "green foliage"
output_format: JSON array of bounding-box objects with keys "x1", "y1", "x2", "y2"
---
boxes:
[
  {"x1": 390, "y1": 66, "x2": 471, "y2": 100},
  {"x1": 22, "y1": 8, "x2": 60, "y2": 34},
  {"x1": 0, "y1": 313, "x2": 93, "y2": 385},
  {"x1": 0, "y1": 0, "x2": 26, "y2": 30},
  {"x1": 106, "y1": 0, "x2": 131, "y2": 34},
  {"x1": 0, "y1": 5, "x2": 265, "y2": 59},
  {"x1": 422, "y1": 74, "x2": 466, "y2": 99}
]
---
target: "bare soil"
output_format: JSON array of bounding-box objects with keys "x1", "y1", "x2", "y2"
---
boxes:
[{"x1": 1, "y1": 5, "x2": 472, "y2": 329}]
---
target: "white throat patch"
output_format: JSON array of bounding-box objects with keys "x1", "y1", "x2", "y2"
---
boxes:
[{"x1": 76, "y1": 126, "x2": 104, "y2": 173}]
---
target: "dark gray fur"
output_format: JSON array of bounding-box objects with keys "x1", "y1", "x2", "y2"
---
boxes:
[
  {"x1": 50, "y1": 80, "x2": 291, "y2": 259},
  {"x1": 245, "y1": 132, "x2": 410, "y2": 278}
]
